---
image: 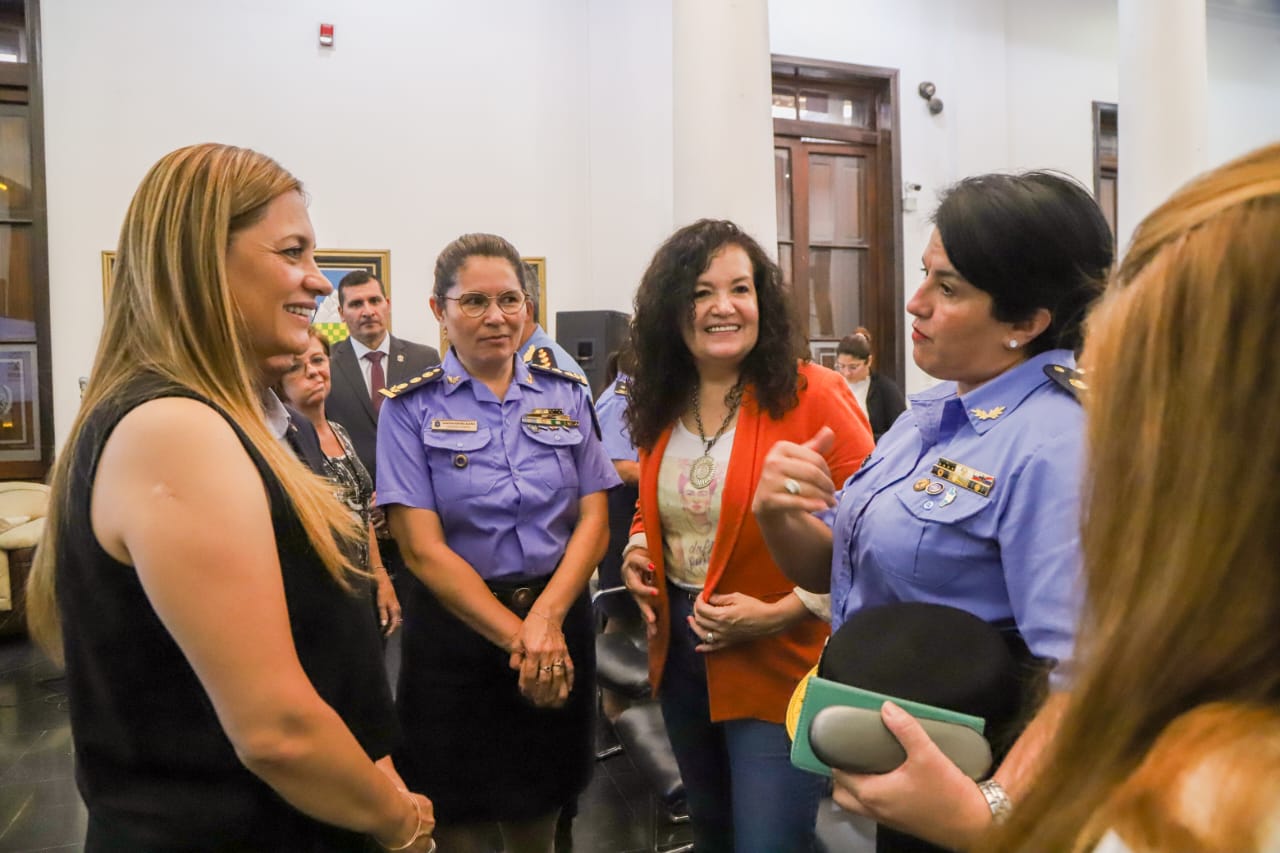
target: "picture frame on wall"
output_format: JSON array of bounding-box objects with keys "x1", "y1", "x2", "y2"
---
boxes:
[
  {"x1": 310, "y1": 250, "x2": 391, "y2": 344},
  {"x1": 0, "y1": 343, "x2": 41, "y2": 462},
  {"x1": 102, "y1": 249, "x2": 392, "y2": 347},
  {"x1": 523, "y1": 256, "x2": 547, "y2": 327},
  {"x1": 809, "y1": 339, "x2": 839, "y2": 369}
]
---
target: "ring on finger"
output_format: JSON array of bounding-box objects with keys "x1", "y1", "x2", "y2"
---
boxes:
[
  {"x1": 784, "y1": 478, "x2": 801, "y2": 496},
  {"x1": 705, "y1": 630, "x2": 716, "y2": 644}
]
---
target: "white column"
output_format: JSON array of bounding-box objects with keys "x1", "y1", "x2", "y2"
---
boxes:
[
  {"x1": 1117, "y1": 0, "x2": 1209, "y2": 245},
  {"x1": 671, "y1": 0, "x2": 777, "y2": 250}
]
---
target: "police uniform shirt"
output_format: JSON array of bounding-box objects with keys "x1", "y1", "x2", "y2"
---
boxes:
[
  {"x1": 823, "y1": 349, "x2": 1084, "y2": 689},
  {"x1": 375, "y1": 349, "x2": 620, "y2": 581},
  {"x1": 593, "y1": 372, "x2": 637, "y2": 463}
]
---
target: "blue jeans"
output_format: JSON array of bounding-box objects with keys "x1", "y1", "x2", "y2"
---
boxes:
[{"x1": 659, "y1": 586, "x2": 825, "y2": 853}]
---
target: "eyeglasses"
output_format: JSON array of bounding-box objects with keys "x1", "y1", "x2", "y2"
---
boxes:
[
  {"x1": 835, "y1": 360, "x2": 868, "y2": 373},
  {"x1": 445, "y1": 290, "x2": 527, "y2": 318}
]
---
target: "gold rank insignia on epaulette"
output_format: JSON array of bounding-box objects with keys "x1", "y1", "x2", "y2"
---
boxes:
[
  {"x1": 520, "y1": 408, "x2": 581, "y2": 431},
  {"x1": 524, "y1": 345, "x2": 589, "y2": 386},
  {"x1": 614, "y1": 379, "x2": 630, "y2": 397},
  {"x1": 378, "y1": 365, "x2": 444, "y2": 399},
  {"x1": 1044, "y1": 364, "x2": 1087, "y2": 401}
]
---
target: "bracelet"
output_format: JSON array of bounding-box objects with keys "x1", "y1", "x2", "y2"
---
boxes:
[
  {"x1": 977, "y1": 778, "x2": 1013, "y2": 825},
  {"x1": 383, "y1": 789, "x2": 429, "y2": 851}
]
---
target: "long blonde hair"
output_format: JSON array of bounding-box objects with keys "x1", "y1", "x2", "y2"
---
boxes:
[
  {"x1": 988, "y1": 142, "x2": 1280, "y2": 851},
  {"x1": 27, "y1": 143, "x2": 359, "y2": 660}
]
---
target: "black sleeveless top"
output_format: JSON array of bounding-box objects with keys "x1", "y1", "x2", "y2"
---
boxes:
[{"x1": 57, "y1": 377, "x2": 398, "y2": 851}]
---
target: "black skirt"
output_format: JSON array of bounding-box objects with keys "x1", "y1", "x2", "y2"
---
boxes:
[{"x1": 392, "y1": 578, "x2": 595, "y2": 824}]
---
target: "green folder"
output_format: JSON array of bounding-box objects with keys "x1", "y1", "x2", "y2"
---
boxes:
[{"x1": 789, "y1": 674, "x2": 986, "y2": 777}]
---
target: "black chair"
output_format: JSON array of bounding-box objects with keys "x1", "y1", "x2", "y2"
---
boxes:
[
  {"x1": 590, "y1": 586, "x2": 691, "y2": 853},
  {"x1": 615, "y1": 703, "x2": 692, "y2": 853}
]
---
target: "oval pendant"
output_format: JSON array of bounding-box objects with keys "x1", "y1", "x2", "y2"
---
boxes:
[{"x1": 689, "y1": 454, "x2": 716, "y2": 489}]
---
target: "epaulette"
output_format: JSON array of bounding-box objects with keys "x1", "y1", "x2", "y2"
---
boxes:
[
  {"x1": 379, "y1": 365, "x2": 444, "y2": 400},
  {"x1": 614, "y1": 378, "x2": 631, "y2": 397},
  {"x1": 524, "y1": 345, "x2": 589, "y2": 387},
  {"x1": 1044, "y1": 364, "x2": 1087, "y2": 401}
]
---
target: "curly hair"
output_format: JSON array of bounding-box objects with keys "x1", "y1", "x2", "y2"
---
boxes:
[{"x1": 626, "y1": 219, "x2": 802, "y2": 450}]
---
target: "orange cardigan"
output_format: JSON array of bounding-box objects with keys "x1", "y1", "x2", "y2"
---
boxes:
[{"x1": 632, "y1": 362, "x2": 874, "y2": 723}]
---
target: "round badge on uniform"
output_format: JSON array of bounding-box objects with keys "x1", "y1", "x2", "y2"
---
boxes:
[
  {"x1": 925, "y1": 481, "x2": 945, "y2": 496},
  {"x1": 913, "y1": 478, "x2": 930, "y2": 492},
  {"x1": 453, "y1": 453, "x2": 469, "y2": 469}
]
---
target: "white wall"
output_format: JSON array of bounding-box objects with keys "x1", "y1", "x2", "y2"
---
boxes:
[
  {"x1": 41, "y1": 0, "x2": 672, "y2": 447},
  {"x1": 38, "y1": 0, "x2": 1280, "y2": 445},
  {"x1": 770, "y1": 0, "x2": 1280, "y2": 393}
]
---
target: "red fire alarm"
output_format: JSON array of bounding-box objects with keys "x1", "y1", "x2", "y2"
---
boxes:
[{"x1": 319, "y1": 23, "x2": 334, "y2": 47}]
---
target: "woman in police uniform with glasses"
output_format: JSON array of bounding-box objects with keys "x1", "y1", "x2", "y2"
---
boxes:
[{"x1": 376, "y1": 233, "x2": 619, "y2": 853}]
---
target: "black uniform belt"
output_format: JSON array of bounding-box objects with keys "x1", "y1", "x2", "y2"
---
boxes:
[{"x1": 488, "y1": 575, "x2": 553, "y2": 614}]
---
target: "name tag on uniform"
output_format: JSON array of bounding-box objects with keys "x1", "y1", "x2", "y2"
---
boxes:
[
  {"x1": 521, "y1": 408, "x2": 580, "y2": 431},
  {"x1": 931, "y1": 457, "x2": 996, "y2": 498},
  {"x1": 431, "y1": 418, "x2": 478, "y2": 432}
]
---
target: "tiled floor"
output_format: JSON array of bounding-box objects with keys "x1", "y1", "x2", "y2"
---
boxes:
[
  {"x1": 0, "y1": 633, "x2": 880, "y2": 853},
  {"x1": 0, "y1": 635, "x2": 694, "y2": 853}
]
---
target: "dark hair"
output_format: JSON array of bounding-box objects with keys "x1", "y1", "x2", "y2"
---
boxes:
[
  {"x1": 933, "y1": 171, "x2": 1113, "y2": 355},
  {"x1": 626, "y1": 219, "x2": 801, "y2": 450},
  {"x1": 604, "y1": 344, "x2": 637, "y2": 387},
  {"x1": 433, "y1": 233, "x2": 525, "y2": 302},
  {"x1": 836, "y1": 327, "x2": 873, "y2": 361},
  {"x1": 337, "y1": 269, "x2": 383, "y2": 307},
  {"x1": 272, "y1": 326, "x2": 330, "y2": 400}
]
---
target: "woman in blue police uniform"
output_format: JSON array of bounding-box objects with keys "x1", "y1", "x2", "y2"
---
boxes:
[
  {"x1": 375, "y1": 233, "x2": 619, "y2": 853},
  {"x1": 755, "y1": 172, "x2": 1113, "y2": 852}
]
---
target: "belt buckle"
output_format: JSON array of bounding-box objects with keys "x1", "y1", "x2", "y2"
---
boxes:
[{"x1": 510, "y1": 586, "x2": 535, "y2": 611}]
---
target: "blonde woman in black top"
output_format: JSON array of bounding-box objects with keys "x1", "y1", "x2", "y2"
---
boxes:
[{"x1": 26, "y1": 144, "x2": 434, "y2": 851}]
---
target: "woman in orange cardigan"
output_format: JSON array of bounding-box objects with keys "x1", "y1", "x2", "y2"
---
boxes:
[{"x1": 621, "y1": 219, "x2": 873, "y2": 852}]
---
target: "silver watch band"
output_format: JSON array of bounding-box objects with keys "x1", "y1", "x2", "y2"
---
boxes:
[{"x1": 978, "y1": 778, "x2": 1013, "y2": 825}]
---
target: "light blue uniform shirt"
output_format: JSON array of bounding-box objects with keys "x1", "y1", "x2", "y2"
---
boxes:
[
  {"x1": 825, "y1": 349, "x2": 1084, "y2": 687},
  {"x1": 376, "y1": 349, "x2": 620, "y2": 581},
  {"x1": 593, "y1": 372, "x2": 637, "y2": 463}
]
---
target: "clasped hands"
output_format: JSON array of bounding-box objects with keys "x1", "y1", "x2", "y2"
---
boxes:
[
  {"x1": 622, "y1": 548, "x2": 794, "y2": 652},
  {"x1": 506, "y1": 609, "x2": 574, "y2": 709}
]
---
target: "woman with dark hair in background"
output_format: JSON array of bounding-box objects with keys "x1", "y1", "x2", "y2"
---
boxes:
[
  {"x1": 756, "y1": 172, "x2": 1112, "y2": 851},
  {"x1": 26, "y1": 143, "x2": 433, "y2": 851},
  {"x1": 835, "y1": 327, "x2": 906, "y2": 441},
  {"x1": 621, "y1": 219, "x2": 873, "y2": 852},
  {"x1": 377, "y1": 233, "x2": 618, "y2": 853},
  {"x1": 990, "y1": 144, "x2": 1280, "y2": 853},
  {"x1": 276, "y1": 326, "x2": 402, "y2": 636}
]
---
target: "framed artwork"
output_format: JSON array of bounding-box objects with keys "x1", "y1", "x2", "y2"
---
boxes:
[
  {"x1": 102, "y1": 249, "x2": 392, "y2": 347},
  {"x1": 523, "y1": 256, "x2": 547, "y2": 327},
  {"x1": 0, "y1": 343, "x2": 40, "y2": 462},
  {"x1": 310, "y1": 250, "x2": 391, "y2": 345},
  {"x1": 809, "y1": 339, "x2": 839, "y2": 369}
]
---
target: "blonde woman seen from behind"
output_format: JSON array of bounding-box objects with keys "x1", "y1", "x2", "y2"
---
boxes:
[
  {"x1": 26, "y1": 144, "x2": 433, "y2": 852},
  {"x1": 987, "y1": 143, "x2": 1280, "y2": 853}
]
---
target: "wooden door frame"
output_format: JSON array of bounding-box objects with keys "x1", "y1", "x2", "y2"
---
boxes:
[{"x1": 772, "y1": 55, "x2": 904, "y2": 385}]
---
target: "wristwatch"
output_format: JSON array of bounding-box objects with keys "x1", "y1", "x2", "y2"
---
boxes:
[{"x1": 978, "y1": 778, "x2": 1013, "y2": 825}]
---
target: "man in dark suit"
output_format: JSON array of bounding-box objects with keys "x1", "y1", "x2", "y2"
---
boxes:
[
  {"x1": 326, "y1": 271, "x2": 439, "y2": 589},
  {"x1": 326, "y1": 270, "x2": 439, "y2": 484}
]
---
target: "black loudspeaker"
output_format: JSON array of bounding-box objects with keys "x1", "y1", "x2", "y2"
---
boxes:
[{"x1": 555, "y1": 309, "x2": 630, "y2": 398}]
